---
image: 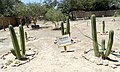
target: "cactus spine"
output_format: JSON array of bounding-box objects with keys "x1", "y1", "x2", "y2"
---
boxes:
[
  {"x1": 102, "y1": 21, "x2": 105, "y2": 33},
  {"x1": 91, "y1": 14, "x2": 100, "y2": 57},
  {"x1": 105, "y1": 30, "x2": 114, "y2": 57},
  {"x1": 61, "y1": 22, "x2": 65, "y2": 35},
  {"x1": 66, "y1": 16, "x2": 70, "y2": 35},
  {"x1": 19, "y1": 25, "x2": 25, "y2": 56},
  {"x1": 9, "y1": 25, "x2": 22, "y2": 60}
]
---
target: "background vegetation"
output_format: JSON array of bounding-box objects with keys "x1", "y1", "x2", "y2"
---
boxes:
[{"x1": 0, "y1": 0, "x2": 120, "y2": 20}]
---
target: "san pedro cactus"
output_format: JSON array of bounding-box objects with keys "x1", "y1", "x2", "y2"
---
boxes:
[
  {"x1": 19, "y1": 25, "x2": 25, "y2": 56},
  {"x1": 66, "y1": 16, "x2": 70, "y2": 35},
  {"x1": 91, "y1": 14, "x2": 100, "y2": 57},
  {"x1": 9, "y1": 25, "x2": 22, "y2": 60},
  {"x1": 105, "y1": 30, "x2": 114, "y2": 57},
  {"x1": 25, "y1": 32, "x2": 28, "y2": 41},
  {"x1": 10, "y1": 49, "x2": 16, "y2": 57},
  {"x1": 102, "y1": 21, "x2": 105, "y2": 33},
  {"x1": 61, "y1": 22, "x2": 65, "y2": 35},
  {"x1": 101, "y1": 39, "x2": 105, "y2": 59}
]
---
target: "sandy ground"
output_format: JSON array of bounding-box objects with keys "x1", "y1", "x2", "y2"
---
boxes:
[{"x1": 0, "y1": 17, "x2": 120, "y2": 72}]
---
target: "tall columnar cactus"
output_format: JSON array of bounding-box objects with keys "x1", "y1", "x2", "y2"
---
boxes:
[
  {"x1": 19, "y1": 25, "x2": 25, "y2": 56},
  {"x1": 91, "y1": 14, "x2": 100, "y2": 57},
  {"x1": 9, "y1": 25, "x2": 22, "y2": 60},
  {"x1": 102, "y1": 21, "x2": 105, "y2": 33},
  {"x1": 101, "y1": 39, "x2": 105, "y2": 59},
  {"x1": 105, "y1": 30, "x2": 114, "y2": 57},
  {"x1": 66, "y1": 16, "x2": 70, "y2": 35},
  {"x1": 61, "y1": 22, "x2": 67, "y2": 52},
  {"x1": 25, "y1": 32, "x2": 28, "y2": 41},
  {"x1": 61, "y1": 22, "x2": 65, "y2": 35}
]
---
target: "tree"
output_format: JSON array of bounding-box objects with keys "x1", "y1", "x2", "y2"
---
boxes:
[
  {"x1": 58, "y1": 0, "x2": 82, "y2": 20},
  {"x1": 0, "y1": 0, "x2": 22, "y2": 16},
  {"x1": 80, "y1": 0, "x2": 95, "y2": 11},
  {"x1": 45, "y1": 8, "x2": 66, "y2": 28},
  {"x1": 92, "y1": 0, "x2": 110, "y2": 11}
]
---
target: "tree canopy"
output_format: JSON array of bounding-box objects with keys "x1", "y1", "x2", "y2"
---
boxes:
[{"x1": 0, "y1": 0, "x2": 120, "y2": 17}]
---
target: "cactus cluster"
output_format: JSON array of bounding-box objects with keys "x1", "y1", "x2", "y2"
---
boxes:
[
  {"x1": 61, "y1": 16, "x2": 70, "y2": 35},
  {"x1": 60, "y1": 16, "x2": 70, "y2": 52},
  {"x1": 91, "y1": 15, "x2": 114, "y2": 59},
  {"x1": 9, "y1": 25, "x2": 26, "y2": 60}
]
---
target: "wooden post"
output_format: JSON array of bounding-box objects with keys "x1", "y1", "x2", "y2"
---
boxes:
[{"x1": 64, "y1": 46, "x2": 67, "y2": 53}]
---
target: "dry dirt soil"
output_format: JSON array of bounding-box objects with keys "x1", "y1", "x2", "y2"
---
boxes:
[{"x1": 0, "y1": 17, "x2": 120, "y2": 72}]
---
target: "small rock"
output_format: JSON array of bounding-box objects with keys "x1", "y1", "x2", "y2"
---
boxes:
[
  {"x1": 103, "y1": 60, "x2": 109, "y2": 66},
  {"x1": 29, "y1": 56, "x2": 34, "y2": 60},
  {"x1": 20, "y1": 60, "x2": 27, "y2": 64},
  {"x1": 1, "y1": 66, "x2": 4, "y2": 69},
  {"x1": 110, "y1": 64, "x2": 117, "y2": 69},
  {"x1": 96, "y1": 60, "x2": 103, "y2": 65},
  {"x1": 90, "y1": 58, "x2": 95, "y2": 63},
  {"x1": 26, "y1": 51, "x2": 35, "y2": 56},
  {"x1": 34, "y1": 49, "x2": 38, "y2": 52}
]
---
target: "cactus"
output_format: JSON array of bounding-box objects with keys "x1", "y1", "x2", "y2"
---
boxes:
[
  {"x1": 61, "y1": 22, "x2": 67, "y2": 52},
  {"x1": 19, "y1": 25, "x2": 25, "y2": 56},
  {"x1": 10, "y1": 49, "x2": 16, "y2": 57},
  {"x1": 102, "y1": 21, "x2": 105, "y2": 33},
  {"x1": 66, "y1": 16, "x2": 70, "y2": 35},
  {"x1": 101, "y1": 39, "x2": 106, "y2": 59},
  {"x1": 9, "y1": 25, "x2": 22, "y2": 60},
  {"x1": 91, "y1": 14, "x2": 100, "y2": 57},
  {"x1": 105, "y1": 30, "x2": 114, "y2": 57},
  {"x1": 25, "y1": 32, "x2": 28, "y2": 41},
  {"x1": 61, "y1": 22, "x2": 65, "y2": 35}
]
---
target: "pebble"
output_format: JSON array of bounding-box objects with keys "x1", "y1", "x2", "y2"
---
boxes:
[
  {"x1": 109, "y1": 64, "x2": 117, "y2": 69},
  {"x1": 103, "y1": 60, "x2": 108, "y2": 66},
  {"x1": 26, "y1": 51, "x2": 35, "y2": 56}
]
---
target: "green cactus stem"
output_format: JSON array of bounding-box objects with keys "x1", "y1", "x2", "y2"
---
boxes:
[
  {"x1": 105, "y1": 30, "x2": 114, "y2": 57},
  {"x1": 101, "y1": 39, "x2": 106, "y2": 59},
  {"x1": 19, "y1": 25, "x2": 25, "y2": 56},
  {"x1": 91, "y1": 14, "x2": 100, "y2": 57},
  {"x1": 61, "y1": 22, "x2": 65, "y2": 35},
  {"x1": 9, "y1": 25, "x2": 21, "y2": 60},
  {"x1": 61, "y1": 22, "x2": 67, "y2": 52},
  {"x1": 102, "y1": 21, "x2": 105, "y2": 33},
  {"x1": 66, "y1": 16, "x2": 70, "y2": 35},
  {"x1": 10, "y1": 49, "x2": 16, "y2": 57},
  {"x1": 25, "y1": 32, "x2": 28, "y2": 41}
]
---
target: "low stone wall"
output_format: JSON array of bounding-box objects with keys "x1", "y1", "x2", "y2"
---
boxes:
[
  {"x1": 73, "y1": 10, "x2": 120, "y2": 18},
  {"x1": 0, "y1": 17, "x2": 24, "y2": 29},
  {"x1": 0, "y1": 17, "x2": 18, "y2": 29}
]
